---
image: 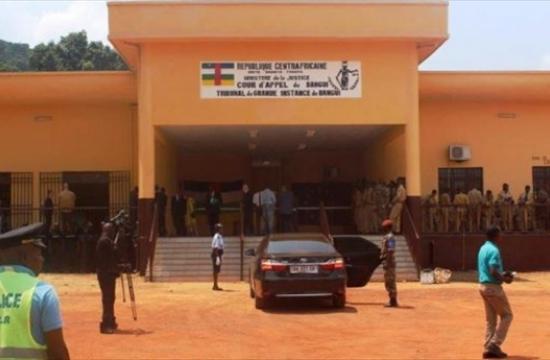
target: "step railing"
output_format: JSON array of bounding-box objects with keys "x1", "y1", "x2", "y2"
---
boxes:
[{"x1": 402, "y1": 203, "x2": 422, "y2": 272}]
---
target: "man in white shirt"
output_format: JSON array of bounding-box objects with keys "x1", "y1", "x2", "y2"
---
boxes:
[
  {"x1": 211, "y1": 223, "x2": 224, "y2": 291},
  {"x1": 260, "y1": 187, "x2": 276, "y2": 234}
]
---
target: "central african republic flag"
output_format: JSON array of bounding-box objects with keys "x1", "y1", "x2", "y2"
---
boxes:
[{"x1": 201, "y1": 63, "x2": 235, "y2": 86}]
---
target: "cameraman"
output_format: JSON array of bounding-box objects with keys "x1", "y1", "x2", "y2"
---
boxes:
[
  {"x1": 96, "y1": 222, "x2": 119, "y2": 334},
  {"x1": 477, "y1": 226, "x2": 514, "y2": 359}
]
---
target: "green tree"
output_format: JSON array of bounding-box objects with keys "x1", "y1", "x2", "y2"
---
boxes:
[
  {"x1": 57, "y1": 31, "x2": 88, "y2": 70},
  {"x1": 29, "y1": 42, "x2": 60, "y2": 71},
  {"x1": 3, "y1": 30, "x2": 127, "y2": 72}
]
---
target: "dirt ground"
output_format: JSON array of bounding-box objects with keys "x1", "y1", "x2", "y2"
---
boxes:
[{"x1": 43, "y1": 272, "x2": 550, "y2": 360}]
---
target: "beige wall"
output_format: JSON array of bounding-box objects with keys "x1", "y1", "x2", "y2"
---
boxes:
[
  {"x1": 363, "y1": 126, "x2": 406, "y2": 182},
  {"x1": 420, "y1": 100, "x2": 550, "y2": 196}
]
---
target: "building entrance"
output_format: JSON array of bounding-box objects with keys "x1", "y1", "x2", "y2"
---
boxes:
[{"x1": 157, "y1": 125, "x2": 404, "y2": 237}]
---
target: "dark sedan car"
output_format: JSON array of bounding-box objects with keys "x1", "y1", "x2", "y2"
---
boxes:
[{"x1": 246, "y1": 233, "x2": 381, "y2": 309}]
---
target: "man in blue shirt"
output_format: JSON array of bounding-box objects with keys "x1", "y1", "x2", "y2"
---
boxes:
[
  {"x1": 478, "y1": 226, "x2": 514, "y2": 359},
  {"x1": 0, "y1": 223, "x2": 70, "y2": 359}
]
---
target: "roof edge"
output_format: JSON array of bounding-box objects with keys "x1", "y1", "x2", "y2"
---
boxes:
[{"x1": 108, "y1": 0, "x2": 447, "y2": 6}]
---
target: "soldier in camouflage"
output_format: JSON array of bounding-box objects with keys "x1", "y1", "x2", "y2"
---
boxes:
[{"x1": 381, "y1": 219, "x2": 398, "y2": 307}]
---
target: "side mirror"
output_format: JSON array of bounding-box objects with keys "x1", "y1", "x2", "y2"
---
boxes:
[{"x1": 244, "y1": 248, "x2": 256, "y2": 257}]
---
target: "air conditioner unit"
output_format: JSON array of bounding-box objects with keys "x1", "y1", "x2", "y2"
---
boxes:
[{"x1": 449, "y1": 145, "x2": 471, "y2": 161}]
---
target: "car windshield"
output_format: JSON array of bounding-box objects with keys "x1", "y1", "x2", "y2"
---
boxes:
[{"x1": 267, "y1": 240, "x2": 335, "y2": 254}]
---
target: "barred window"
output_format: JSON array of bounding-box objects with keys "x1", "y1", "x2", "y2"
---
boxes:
[
  {"x1": 532, "y1": 167, "x2": 550, "y2": 194},
  {"x1": 438, "y1": 168, "x2": 483, "y2": 197}
]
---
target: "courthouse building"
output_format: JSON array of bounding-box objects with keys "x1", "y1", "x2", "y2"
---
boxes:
[{"x1": 1, "y1": 0, "x2": 550, "y2": 270}]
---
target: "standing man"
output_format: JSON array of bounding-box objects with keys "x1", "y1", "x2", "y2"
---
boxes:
[
  {"x1": 157, "y1": 187, "x2": 168, "y2": 237},
  {"x1": 129, "y1": 186, "x2": 138, "y2": 226},
  {"x1": 453, "y1": 188, "x2": 469, "y2": 233},
  {"x1": 211, "y1": 223, "x2": 224, "y2": 291},
  {"x1": 389, "y1": 178, "x2": 407, "y2": 233},
  {"x1": 171, "y1": 192, "x2": 186, "y2": 236},
  {"x1": 58, "y1": 182, "x2": 76, "y2": 235},
  {"x1": 518, "y1": 185, "x2": 535, "y2": 232},
  {"x1": 260, "y1": 187, "x2": 276, "y2": 235},
  {"x1": 206, "y1": 189, "x2": 222, "y2": 236},
  {"x1": 483, "y1": 190, "x2": 495, "y2": 231},
  {"x1": 468, "y1": 187, "x2": 484, "y2": 232},
  {"x1": 440, "y1": 192, "x2": 452, "y2": 232},
  {"x1": 0, "y1": 223, "x2": 70, "y2": 359},
  {"x1": 43, "y1": 190, "x2": 54, "y2": 236},
  {"x1": 278, "y1": 186, "x2": 295, "y2": 232},
  {"x1": 497, "y1": 183, "x2": 514, "y2": 232},
  {"x1": 96, "y1": 222, "x2": 120, "y2": 334},
  {"x1": 478, "y1": 226, "x2": 514, "y2": 359},
  {"x1": 426, "y1": 189, "x2": 439, "y2": 232},
  {"x1": 380, "y1": 219, "x2": 398, "y2": 307}
]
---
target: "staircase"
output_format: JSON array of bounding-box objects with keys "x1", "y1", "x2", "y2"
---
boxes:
[
  {"x1": 151, "y1": 235, "x2": 417, "y2": 282},
  {"x1": 341, "y1": 235, "x2": 418, "y2": 282}
]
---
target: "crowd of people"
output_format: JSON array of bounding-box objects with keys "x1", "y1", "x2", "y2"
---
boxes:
[
  {"x1": 423, "y1": 183, "x2": 549, "y2": 233},
  {"x1": 147, "y1": 183, "x2": 296, "y2": 238},
  {"x1": 352, "y1": 177, "x2": 407, "y2": 234}
]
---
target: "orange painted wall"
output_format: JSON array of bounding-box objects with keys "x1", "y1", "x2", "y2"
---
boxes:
[
  {"x1": 0, "y1": 104, "x2": 135, "y2": 209},
  {"x1": 420, "y1": 100, "x2": 550, "y2": 196},
  {"x1": 143, "y1": 41, "x2": 418, "y2": 126},
  {"x1": 364, "y1": 126, "x2": 406, "y2": 182},
  {"x1": 0, "y1": 104, "x2": 134, "y2": 172}
]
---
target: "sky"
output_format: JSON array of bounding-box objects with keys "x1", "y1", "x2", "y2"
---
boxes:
[{"x1": 1, "y1": 0, "x2": 550, "y2": 70}]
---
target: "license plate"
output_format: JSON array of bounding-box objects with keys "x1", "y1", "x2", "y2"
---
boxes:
[{"x1": 290, "y1": 265, "x2": 318, "y2": 274}]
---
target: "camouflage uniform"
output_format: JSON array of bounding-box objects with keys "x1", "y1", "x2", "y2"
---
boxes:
[
  {"x1": 427, "y1": 192, "x2": 439, "y2": 232},
  {"x1": 440, "y1": 193, "x2": 451, "y2": 232},
  {"x1": 497, "y1": 190, "x2": 514, "y2": 232},
  {"x1": 365, "y1": 186, "x2": 377, "y2": 233},
  {"x1": 483, "y1": 192, "x2": 495, "y2": 231},
  {"x1": 453, "y1": 191, "x2": 469, "y2": 232},
  {"x1": 518, "y1": 189, "x2": 536, "y2": 232},
  {"x1": 381, "y1": 231, "x2": 397, "y2": 300},
  {"x1": 389, "y1": 184, "x2": 407, "y2": 233},
  {"x1": 468, "y1": 188, "x2": 484, "y2": 232}
]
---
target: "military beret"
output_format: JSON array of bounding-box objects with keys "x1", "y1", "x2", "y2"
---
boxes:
[
  {"x1": 381, "y1": 219, "x2": 393, "y2": 227},
  {"x1": 0, "y1": 223, "x2": 46, "y2": 249}
]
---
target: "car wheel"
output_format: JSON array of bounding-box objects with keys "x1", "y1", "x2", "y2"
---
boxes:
[
  {"x1": 255, "y1": 296, "x2": 268, "y2": 309},
  {"x1": 333, "y1": 293, "x2": 346, "y2": 308}
]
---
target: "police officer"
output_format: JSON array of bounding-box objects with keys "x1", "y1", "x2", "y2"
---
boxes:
[
  {"x1": 453, "y1": 188, "x2": 469, "y2": 233},
  {"x1": 96, "y1": 222, "x2": 120, "y2": 334},
  {"x1": 440, "y1": 192, "x2": 452, "y2": 232},
  {"x1": 0, "y1": 223, "x2": 70, "y2": 359},
  {"x1": 497, "y1": 184, "x2": 514, "y2": 232},
  {"x1": 380, "y1": 219, "x2": 398, "y2": 307},
  {"x1": 211, "y1": 223, "x2": 224, "y2": 291}
]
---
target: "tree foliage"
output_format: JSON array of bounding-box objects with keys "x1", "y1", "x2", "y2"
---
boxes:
[{"x1": 1, "y1": 31, "x2": 127, "y2": 72}]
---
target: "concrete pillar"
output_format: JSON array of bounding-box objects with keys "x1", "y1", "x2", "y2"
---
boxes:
[
  {"x1": 137, "y1": 44, "x2": 155, "y2": 275},
  {"x1": 403, "y1": 66, "x2": 429, "y2": 268}
]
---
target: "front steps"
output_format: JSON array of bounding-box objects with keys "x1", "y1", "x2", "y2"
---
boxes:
[{"x1": 150, "y1": 235, "x2": 418, "y2": 283}]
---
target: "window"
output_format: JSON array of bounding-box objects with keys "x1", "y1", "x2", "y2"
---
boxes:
[
  {"x1": 438, "y1": 167, "x2": 483, "y2": 197},
  {"x1": 532, "y1": 167, "x2": 550, "y2": 194}
]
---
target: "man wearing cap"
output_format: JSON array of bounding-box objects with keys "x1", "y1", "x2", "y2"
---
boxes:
[
  {"x1": 0, "y1": 223, "x2": 70, "y2": 359},
  {"x1": 211, "y1": 223, "x2": 224, "y2": 291},
  {"x1": 478, "y1": 226, "x2": 514, "y2": 359},
  {"x1": 380, "y1": 219, "x2": 398, "y2": 307}
]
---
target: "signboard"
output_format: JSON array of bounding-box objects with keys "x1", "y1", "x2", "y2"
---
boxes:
[{"x1": 200, "y1": 61, "x2": 361, "y2": 99}]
